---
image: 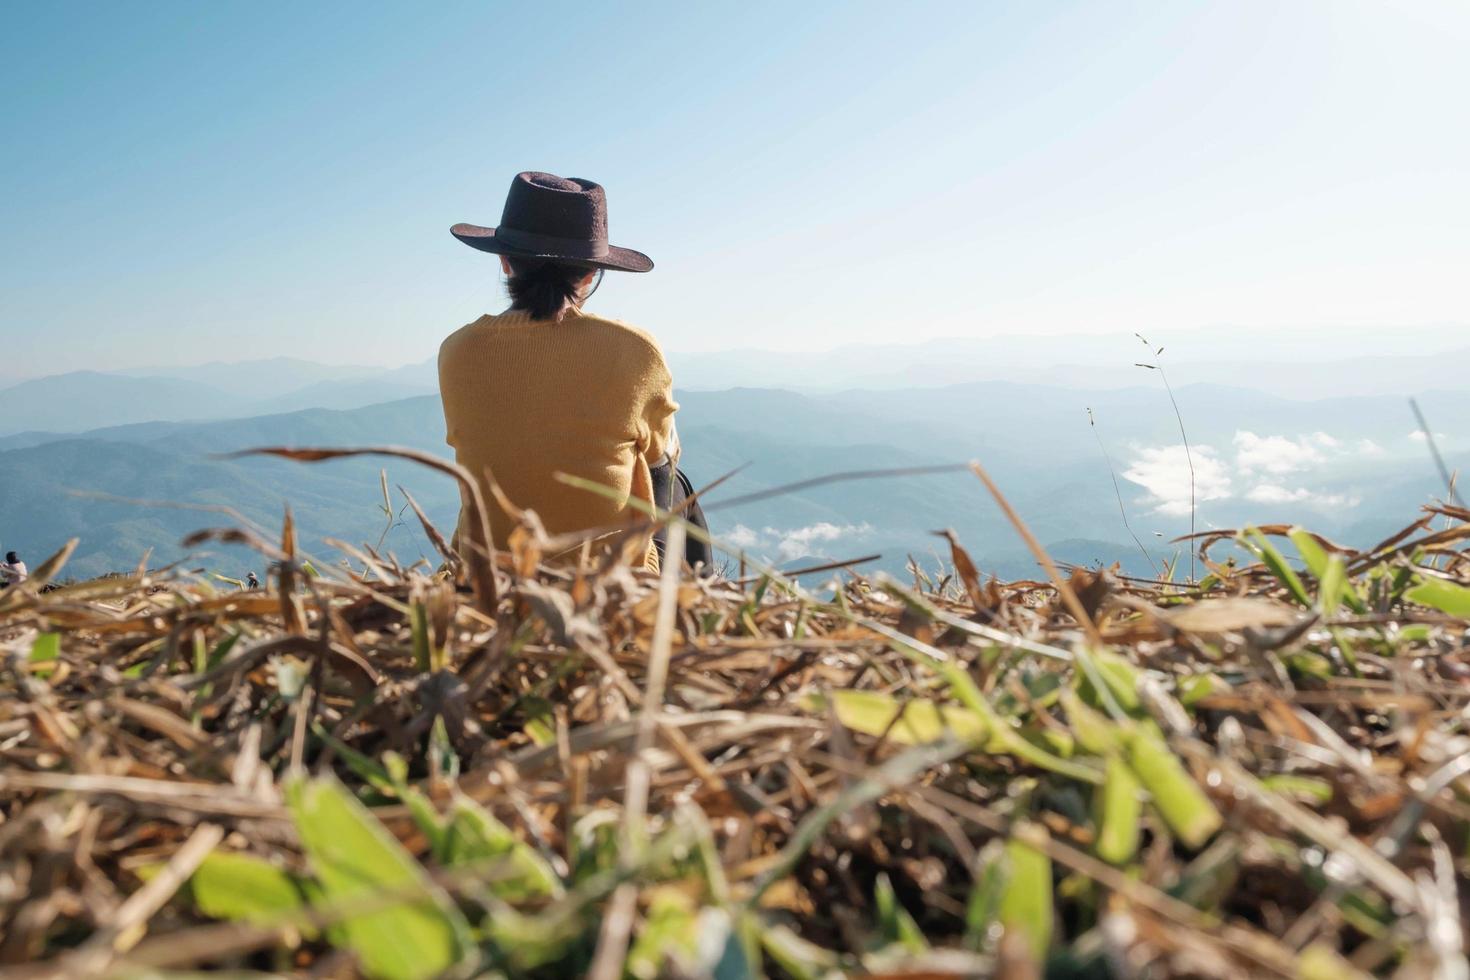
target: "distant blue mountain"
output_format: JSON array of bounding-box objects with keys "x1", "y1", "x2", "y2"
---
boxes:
[
  {"x1": 2, "y1": 374, "x2": 1461, "y2": 584},
  {"x1": 0, "y1": 366, "x2": 435, "y2": 439}
]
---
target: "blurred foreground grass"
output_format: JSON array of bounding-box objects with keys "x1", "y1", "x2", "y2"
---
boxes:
[{"x1": 2, "y1": 454, "x2": 1469, "y2": 979}]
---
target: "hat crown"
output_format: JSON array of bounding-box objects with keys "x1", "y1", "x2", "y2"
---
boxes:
[
  {"x1": 500, "y1": 171, "x2": 607, "y2": 244},
  {"x1": 450, "y1": 171, "x2": 651, "y2": 272}
]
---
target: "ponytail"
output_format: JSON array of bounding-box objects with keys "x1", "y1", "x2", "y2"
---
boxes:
[{"x1": 505, "y1": 259, "x2": 598, "y2": 321}]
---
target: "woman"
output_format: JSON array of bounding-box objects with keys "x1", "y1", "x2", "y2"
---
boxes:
[{"x1": 440, "y1": 171, "x2": 708, "y2": 571}]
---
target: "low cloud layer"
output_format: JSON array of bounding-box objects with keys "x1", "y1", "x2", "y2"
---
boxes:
[
  {"x1": 724, "y1": 521, "x2": 874, "y2": 562},
  {"x1": 1121, "y1": 445, "x2": 1233, "y2": 517},
  {"x1": 1245, "y1": 483, "x2": 1360, "y2": 508},
  {"x1": 1124, "y1": 430, "x2": 1368, "y2": 516}
]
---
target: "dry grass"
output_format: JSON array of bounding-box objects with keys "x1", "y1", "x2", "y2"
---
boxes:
[{"x1": 2, "y1": 453, "x2": 1469, "y2": 979}]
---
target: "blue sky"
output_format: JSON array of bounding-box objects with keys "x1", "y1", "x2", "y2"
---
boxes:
[{"x1": 2, "y1": 1, "x2": 1467, "y2": 376}]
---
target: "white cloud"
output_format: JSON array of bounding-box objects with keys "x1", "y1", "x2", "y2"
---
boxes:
[
  {"x1": 724, "y1": 524, "x2": 760, "y2": 549},
  {"x1": 1409, "y1": 430, "x2": 1450, "y2": 445},
  {"x1": 1354, "y1": 439, "x2": 1386, "y2": 457},
  {"x1": 721, "y1": 521, "x2": 874, "y2": 562},
  {"x1": 1244, "y1": 484, "x2": 1309, "y2": 503},
  {"x1": 1233, "y1": 431, "x2": 1325, "y2": 475},
  {"x1": 1125, "y1": 431, "x2": 1369, "y2": 517},
  {"x1": 1245, "y1": 483, "x2": 1361, "y2": 509},
  {"x1": 768, "y1": 522, "x2": 873, "y2": 561},
  {"x1": 1122, "y1": 444, "x2": 1233, "y2": 516}
]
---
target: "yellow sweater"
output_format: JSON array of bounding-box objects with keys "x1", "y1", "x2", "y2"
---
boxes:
[{"x1": 438, "y1": 307, "x2": 678, "y2": 566}]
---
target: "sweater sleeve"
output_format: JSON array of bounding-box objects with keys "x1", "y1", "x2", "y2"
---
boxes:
[
  {"x1": 436, "y1": 338, "x2": 459, "y2": 452},
  {"x1": 639, "y1": 353, "x2": 679, "y2": 464}
]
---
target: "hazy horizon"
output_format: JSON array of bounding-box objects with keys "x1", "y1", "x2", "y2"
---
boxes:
[{"x1": 4, "y1": 320, "x2": 1469, "y2": 387}]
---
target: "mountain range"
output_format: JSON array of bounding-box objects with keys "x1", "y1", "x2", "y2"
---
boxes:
[
  {"x1": 5, "y1": 324, "x2": 1467, "y2": 441},
  {"x1": 0, "y1": 358, "x2": 1460, "y2": 581},
  {"x1": 0, "y1": 362, "x2": 438, "y2": 439},
  {"x1": 665, "y1": 324, "x2": 1470, "y2": 396}
]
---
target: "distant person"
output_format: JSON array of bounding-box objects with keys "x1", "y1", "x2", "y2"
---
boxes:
[
  {"x1": 245, "y1": 571, "x2": 260, "y2": 590},
  {"x1": 440, "y1": 172, "x2": 711, "y2": 571},
  {"x1": 0, "y1": 551, "x2": 27, "y2": 588}
]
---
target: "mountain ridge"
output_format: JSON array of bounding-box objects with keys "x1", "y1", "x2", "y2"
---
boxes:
[{"x1": 1, "y1": 380, "x2": 1459, "y2": 582}]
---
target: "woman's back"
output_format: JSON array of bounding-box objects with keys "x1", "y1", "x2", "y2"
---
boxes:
[
  {"x1": 439, "y1": 307, "x2": 677, "y2": 552},
  {"x1": 441, "y1": 170, "x2": 684, "y2": 566}
]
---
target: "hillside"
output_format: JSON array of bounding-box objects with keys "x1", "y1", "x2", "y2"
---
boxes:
[
  {"x1": 0, "y1": 364, "x2": 434, "y2": 439},
  {"x1": 9, "y1": 327, "x2": 1470, "y2": 436},
  {"x1": 0, "y1": 400, "x2": 459, "y2": 580},
  {"x1": 0, "y1": 387, "x2": 1118, "y2": 581},
  {"x1": 118, "y1": 356, "x2": 383, "y2": 398},
  {"x1": 0, "y1": 371, "x2": 234, "y2": 434},
  {"x1": 0, "y1": 378, "x2": 1460, "y2": 583}
]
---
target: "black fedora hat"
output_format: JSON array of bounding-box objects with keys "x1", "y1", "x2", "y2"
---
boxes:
[{"x1": 451, "y1": 171, "x2": 653, "y2": 273}]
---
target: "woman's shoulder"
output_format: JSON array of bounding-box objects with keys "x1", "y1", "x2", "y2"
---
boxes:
[
  {"x1": 570, "y1": 310, "x2": 668, "y2": 363},
  {"x1": 438, "y1": 309, "x2": 668, "y2": 374},
  {"x1": 439, "y1": 313, "x2": 491, "y2": 355},
  {"x1": 438, "y1": 312, "x2": 526, "y2": 358}
]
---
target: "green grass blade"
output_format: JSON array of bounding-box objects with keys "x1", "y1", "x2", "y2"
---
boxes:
[
  {"x1": 963, "y1": 840, "x2": 1007, "y2": 952},
  {"x1": 627, "y1": 886, "x2": 700, "y2": 979},
  {"x1": 805, "y1": 689, "x2": 989, "y2": 746},
  {"x1": 874, "y1": 872, "x2": 927, "y2": 953},
  {"x1": 29, "y1": 632, "x2": 59, "y2": 677},
  {"x1": 141, "y1": 850, "x2": 307, "y2": 929},
  {"x1": 190, "y1": 852, "x2": 306, "y2": 928},
  {"x1": 1316, "y1": 555, "x2": 1347, "y2": 616},
  {"x1": 760, "y1": 922, "x2": 842, "y2": 980},
  {"x1": 285, "y1": 775, "x2": 473, "y2": 980},
  {"x1": 1095, "y1": 754, "x2": 1142, "y2": 865},
  {"x1": 1123, "y1": 730, "x2": 1222, "y2": 849},
  {"x1": 1242, "y1": 528, "x2": 1312, "y2": 608},
  {"x1": 1287, "y1": 527, "x2": 1329, "y2": 578},
  {"x1": 1405, "y1": 577, "x2": 1470, "y2": 619},
  {"x1": 442, "y1": 795, "x2": 562, "y2": 900},
  {"x1": 998, "y1": 831, "x2": 1053, "y2": 963},
  {"x1": 1060, "y1": 689, "x2": 1120, "y2": 755}
]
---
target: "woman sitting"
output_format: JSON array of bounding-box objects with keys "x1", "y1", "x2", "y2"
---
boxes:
[{"x1": 439, "y1": 171, "x2": 706, "y2": 571}]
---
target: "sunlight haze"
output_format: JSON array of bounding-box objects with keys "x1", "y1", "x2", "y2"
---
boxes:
[{"x1": 3, "y1": 1, "x2": 1466, "y2": 376}]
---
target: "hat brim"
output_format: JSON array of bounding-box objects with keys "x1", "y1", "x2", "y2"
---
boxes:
[{"x1": 450, "y1": 223, "x2": 653, "y2": 273}]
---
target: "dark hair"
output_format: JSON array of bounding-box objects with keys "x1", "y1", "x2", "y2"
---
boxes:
[
  {"x1": 5, "y1": 552, "x2": 16, "y2": 562},
  {"x1": 506, "y1": 258, "x2": 598, "y2": 321}
]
